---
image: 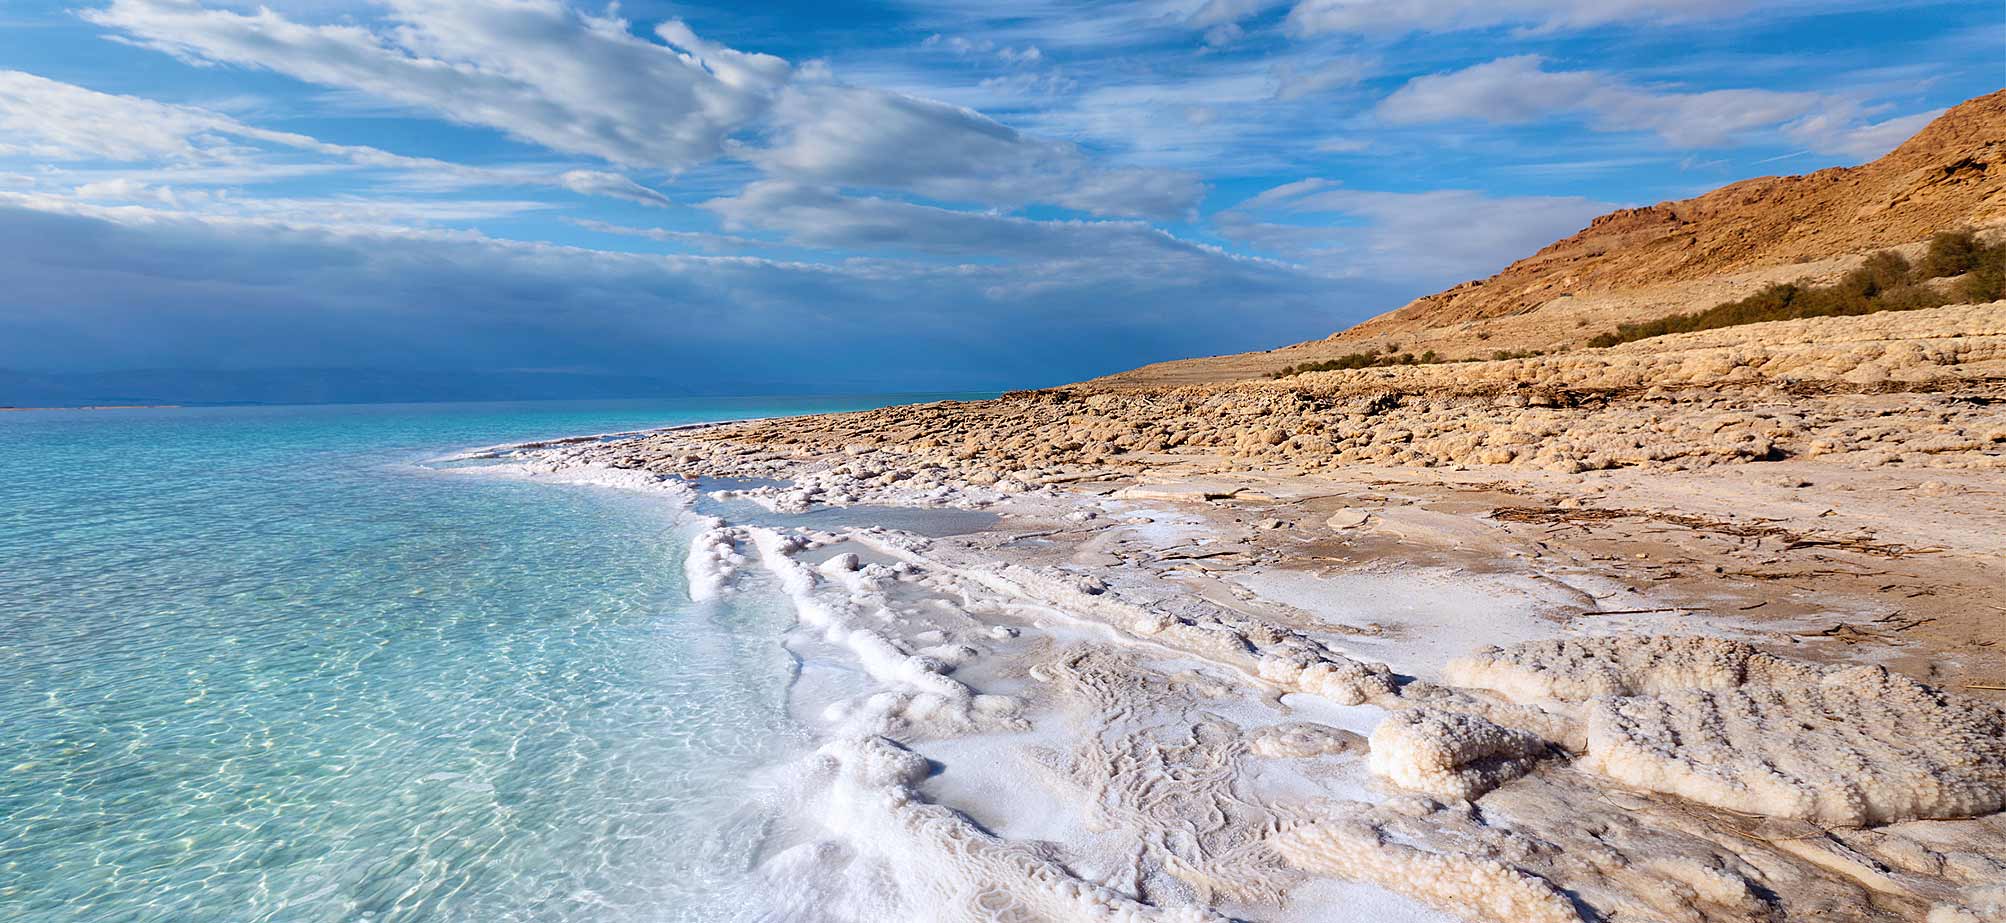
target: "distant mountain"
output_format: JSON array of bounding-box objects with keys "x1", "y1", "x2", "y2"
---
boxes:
[{"x1": 1093, "y1": 88, "x2": 2006, "y2": 387}]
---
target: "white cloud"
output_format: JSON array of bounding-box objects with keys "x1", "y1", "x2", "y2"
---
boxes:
[
  {"x1": 1785, "y1": 107, "x2": 1946, "y2": 161},
  {"x1": 85, "y1": 1, "x2": 1195, "y2": 217},
  {"x1": 1286, "y1": 0, "x2": 1751, "y2": 37},
  {"x1": 1217, "y1": 179, "x2": 1612, "y2": 283},
  {"x1": 1272, "y1": 56, "x2": 1373, "y2": 101},
  {"x1": 757, "y1": 84, "x2": 1203, "y2": 218},
  {"x1": 557, "y1": 171, "x2": 672, "y2": 208},
  {"x1": 0, "y1": 70, "x2": 671, "y2": 206},
  {"x1": 563, "y1": 217, "x2": 769, "y2": 252},
  {"x1": 701, "y1": 179, "x2": 1236, "y2": 258},
  {"x1": 1377, "y1": 56, "x2": 1927, "y2": 153},
  {"x1": 84, "y1": 0, "x2": 791, "y2": 170}
]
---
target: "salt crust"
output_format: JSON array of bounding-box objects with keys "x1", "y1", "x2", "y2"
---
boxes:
[
  {"x1": 683, "y1": 516, "x2": 744, "y2": 602},
  {"x1": 760, "y1": 736, "x2": 1224, "y2": 923},
  {"x1": 1444, "y1": 635, "x2": 1825, "y2": 706},
  {"x1": 1588, "y1": 664, "x2": 2006, "y2": 826},
  {"x1": 1366, "y1": 708, "x2": 1547, "y2": 801},
  {"x1": 1270, "y1": 798, "x2": 1583, "y2": 923},
  {"x1": 1452, "y1": 636, "x2": 2006, "y2": 825},
  {"x1": 747, "y1": 527, "x2": 1023, "y2": 737}
]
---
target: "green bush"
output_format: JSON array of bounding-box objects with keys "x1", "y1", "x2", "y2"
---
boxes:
[
  {"x1": 1962, "y1": 241, "x2": 2006, "y2": 303},
  {"x1": 1585, "y1": 238, "x2": 2006, "y2": 348},
  {"x1": 1270, "y1": 348, "x2": 1447, "y2": 378},
  {"x1": 1918, "y1": 230, "x2": 1980, "y2": 279}
]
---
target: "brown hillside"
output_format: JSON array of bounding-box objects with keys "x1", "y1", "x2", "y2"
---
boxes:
[{"x1": 1094, "y1": 89, "x2": 2006, "y2": 388}]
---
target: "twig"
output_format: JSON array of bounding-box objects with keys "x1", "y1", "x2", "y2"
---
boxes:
[{"x1": 1580, "y1": 607, "x2": 1698, "y2": 616}]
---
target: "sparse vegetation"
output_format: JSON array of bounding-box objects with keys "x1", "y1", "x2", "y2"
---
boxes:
[
  {"x1": 1269, "y1": 349, "x2": 1440, "y2": 378},
  {"x1": 1587, "y1": 231, "x2": 2006, "y2": 348}
]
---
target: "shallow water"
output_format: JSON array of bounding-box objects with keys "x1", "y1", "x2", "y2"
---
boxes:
[{"x1": 0, "y1": 396, "x2": 975, "y2": 923}]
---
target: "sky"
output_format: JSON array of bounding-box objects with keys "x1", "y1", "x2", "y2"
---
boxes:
[{"x1": 0, "y1": 0, "x2": 2000, "y2": 400}]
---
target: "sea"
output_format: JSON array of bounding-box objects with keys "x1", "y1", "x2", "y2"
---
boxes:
[{"x1": 0, "y1": 396, "x2": 975, "y2": 923}]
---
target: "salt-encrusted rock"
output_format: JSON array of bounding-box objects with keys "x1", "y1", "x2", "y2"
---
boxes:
[
  {"x1": 1259, "y1": 652, "x2": 1398, "y2": 706},
  {"x1": 1446, "y1": 635, "x2": 1826, "y2": 705},
  {"x1": 1587, "y1": 665, "x2": 2006, "y2": 826},
  {"x1": 1271, "y1": 800, "x2": 1584, "y2": 923},
  {"x1": 1447, "y1": 636, "x2": 2006, "y2": 825},
  {"x1": 1249, "y1": 722, "x2": 1364, "y2": 759},
  {"x1": 1368, "y1": 708, "x2": 1549, "y2": 800},
  {"x1": 819, "y1": 552, "x2": 864, "y2": 574}
]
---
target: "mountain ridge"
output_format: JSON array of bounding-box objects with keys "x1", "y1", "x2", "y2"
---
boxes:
[{"x1": 1090, "y1": 89, "x2": 2006, "y2": 388}]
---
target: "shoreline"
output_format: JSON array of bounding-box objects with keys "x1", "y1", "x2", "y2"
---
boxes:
[{"x1": 504, "y1": 361, "x2": 2006, "y2": 923}]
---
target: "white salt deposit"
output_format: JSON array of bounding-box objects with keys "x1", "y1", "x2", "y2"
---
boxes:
[
  {"x1": 1587, "y1": 664, "x2": 2006, "y2": 826},
  {"x1": 1450, "y1": 636, "x2": 2006, "y2": 826},
  {"x1": 1258, "y1": 653, "x2": 1397, "y2": 706},
  {"x1": 759, "y1": 736, "x2": 1227, "y2": 923},
  {"x1": 1271, "y1": 800, "x2": 1584, "y2": 923},
  {"x1": 683, "y1": 516, "x2": 744, "y2": 602},
  {"x1": 1446, "y1": 635, "x2": 1826, "y2": 706},
  {"x1": 746, "y1": 527, "x2": 1022, "y2": 737},
  {"x1": 1367, "y1": 708, "x2": 1547, "y2": 801}
]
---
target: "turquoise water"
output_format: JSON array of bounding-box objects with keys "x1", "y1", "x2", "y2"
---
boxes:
[{"x1": 0, "y1": 397, "x2": 958, "y2": 923}]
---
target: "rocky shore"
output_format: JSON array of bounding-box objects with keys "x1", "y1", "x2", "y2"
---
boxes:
[{"x1": 507, "y1": 301, "x2": 2006, "y2": 923}]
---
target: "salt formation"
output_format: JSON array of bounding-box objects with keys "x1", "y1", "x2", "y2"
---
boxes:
[
  {"x1": 1452, "y1": 636, "x2": 2006, "y2": 826},
  {"x1": 509, "y1": 454, "x2": 699, "y2": 498},
  {"x1": 1445, "y1": 635, "x2": 1825, "y2": 706},
  {"x1": 1247, "y1": 722, "x2": 1362, "y2": 759},
  {"x1": 762, "y1": 736, "x2": 1226, "y2": 923},
  {"x1": 1257, "y1": 652, "x2": 1398, "y2": 706},
  {"x1": 1931, "y1": 884, "x2": 2006, "y2": 923},
  {"x1": 1367, "y1": 708, "x2": 1547, "y2": 801},
  {"x1": 1589, "y1": 664, "x2": 2006, "y2": 826},
  {"x1": 849, "y1": 531, "x2": 1403, "y2": 710},
  {"x1": 1029, "y1": 646, "x2": 1294, "y2": 908},
  {"x1": 683, "y1": 516, "x2": 744, "y2": 601},
  {"x1": 746, "y1": 527, "x2": 1022, "y2": 736},
  {"x1": 1270, "y1": 798, "x2": 1584, "y2": 923}
]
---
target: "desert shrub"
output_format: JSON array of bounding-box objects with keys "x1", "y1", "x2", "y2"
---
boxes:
[
  {"x1": 1963, "y1": 243, "x2": 2006, "y2": 302},
  {"x1": 1918, "y1": 229, "x2": 1980, "y2": 279},
  {"x1": 1584, "y1": 244, "x2": 1988, "y2": 348},
  {"x1": 1269, "y1": 348, "x2": 1450, "y2": 378}
]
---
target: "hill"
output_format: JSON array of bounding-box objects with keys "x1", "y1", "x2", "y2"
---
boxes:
[{"x1": 1092, "y1": 89, "x2": 2006, "y2": 388}]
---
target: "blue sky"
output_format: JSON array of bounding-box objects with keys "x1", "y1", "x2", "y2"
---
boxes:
[{"x1": 0, "y1": 0, "x2": 1999, "y2": 398}]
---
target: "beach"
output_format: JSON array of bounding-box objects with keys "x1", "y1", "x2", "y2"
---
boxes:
[{"x1": 507, "y1": 303, "x2": 2006, "y2": 923}]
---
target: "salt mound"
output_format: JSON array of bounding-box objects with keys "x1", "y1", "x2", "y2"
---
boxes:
[
  {"x1": 1446, "y1": 635, "x2": 1825, "y2": 705},
  {"x1": 784, "y1": 736, "x2": 1226, "y2": 923},
  {"x1": 683, "y1": 517, "x2": 744, "y2": 601},
  {"x1": 1271, "y1": 799, "x2": 1583, "y2": 923},
  {"x1": 1448, "y1": 637, "x2": 2006, "y2": 825},
  {"x1": 1249, "y1": 722, "x2": 1362, "y2": 759},
  {"x1": 1368, "y1": 708, "x2": 1547, "y2": 801},
  {"x1": 1258, "y1": 652, "x2": 1398, "y2": 706},
  {"x1": 1588, "y1": 665, "x2": 2006, "y2": 826}
]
